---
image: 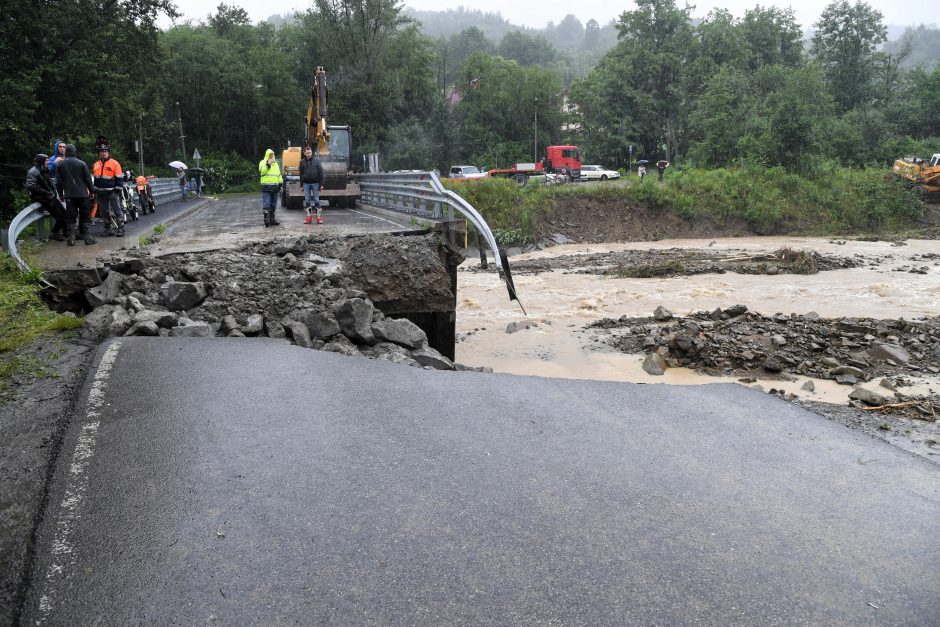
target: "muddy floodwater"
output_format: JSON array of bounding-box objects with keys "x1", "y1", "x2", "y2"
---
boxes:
[{"x1": 455, "y1": 236, "x2": 940, "y2": 405}]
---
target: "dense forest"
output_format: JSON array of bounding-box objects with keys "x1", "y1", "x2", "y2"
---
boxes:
[{"x1": 1, "y1": 0, "x2": 938, "y2": 217}]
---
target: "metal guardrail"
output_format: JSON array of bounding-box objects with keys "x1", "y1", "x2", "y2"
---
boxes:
[
  {"x1": 3, "y1": 178, "x2": 181, "y2": 272},
  {"x1": 357, "y1": 171, "x2": 521, "y2": 306}
]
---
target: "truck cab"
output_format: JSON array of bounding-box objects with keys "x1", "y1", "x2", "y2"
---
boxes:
[{"x1": 543, "y1": 145, "x2": 581, "y2": 180}]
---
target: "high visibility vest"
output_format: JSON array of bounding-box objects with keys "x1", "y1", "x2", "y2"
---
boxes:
[
  {"x1": 93, "y1": 158, "x2": 122, "y2": 189},
  {"x1": 259, "y1": 156, "x2": 282, "y2": 185}
]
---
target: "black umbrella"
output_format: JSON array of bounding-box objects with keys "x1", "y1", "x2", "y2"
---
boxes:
[{"x1": 636, "y1": 159, "x2": 649, "y2": 165}]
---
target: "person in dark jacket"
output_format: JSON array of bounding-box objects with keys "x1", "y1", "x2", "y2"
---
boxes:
[
  {"x1": 25, "y1": 154, "x2": 70, "y2": 243},
  {"x1": 55, "y1": 144, "x2": 96, "y2": 245},
  {"x1": 299, "y1": 146, "x2": 324, "y2": 224}
]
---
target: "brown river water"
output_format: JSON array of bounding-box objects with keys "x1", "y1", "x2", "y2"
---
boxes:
[{"x1": 455, "y1": 236, "x2": 940, "y2": 404}]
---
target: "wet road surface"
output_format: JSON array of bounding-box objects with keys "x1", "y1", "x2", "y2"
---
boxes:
[{"x1": 23, "y1": 338, "x2": 940, "y2": 624}]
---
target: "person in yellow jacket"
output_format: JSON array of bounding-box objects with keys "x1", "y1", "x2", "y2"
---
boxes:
[{"x1": 258, "y1": 148, "x2": 282, "y2": 227}]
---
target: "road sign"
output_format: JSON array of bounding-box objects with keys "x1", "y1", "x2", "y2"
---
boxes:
[
  {"x1": 628, "y1": 145, "x2": 634, "y2": 156},
  {"x1": 192, "y1": 148, "x2": 201, "y2": 161}
]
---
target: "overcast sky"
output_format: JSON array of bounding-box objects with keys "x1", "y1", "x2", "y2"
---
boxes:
[{"x1": 167, "y1": 0, "x2": 935, "y2": 30}]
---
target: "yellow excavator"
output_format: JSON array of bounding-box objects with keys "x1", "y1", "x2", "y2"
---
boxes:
[
  {"x1": 281, "y1": 66, "x2": 360, "y2": 209},
  {"x1": 893, "y1": 153, "x2": 940, "y2": 196}
]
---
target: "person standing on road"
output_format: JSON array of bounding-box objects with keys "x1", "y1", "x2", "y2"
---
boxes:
[
  {"x1": 25, "y1": 154, "x2": 69, "y2": 243},
  {"x1": 258, "y1": 148, "x2": 282, "y2": 227},
  {"x1": 55, "y1": 144, "x2": 96, "y2": 245},
  {"x1": 299, "y1": 145, "x2": 324, "y2": 225},
  {"x1": 92, "y1": 142, "x2": 125, "y2": 236},
  {"x1": 47, "y1": 140, "x2": 67, "y2": 186}
]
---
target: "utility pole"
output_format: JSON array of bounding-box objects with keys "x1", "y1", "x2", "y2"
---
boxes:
[
  {"x1": 533, "y1": 98, "x2": 538, "y2": 163},
  {"x1": 176, "y1": 101, "x2": 187, "y2": 163}
]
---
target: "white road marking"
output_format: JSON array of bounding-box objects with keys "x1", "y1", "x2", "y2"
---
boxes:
[{"x1": 36, "y1": 340, "x2": 122, "y2": 623}]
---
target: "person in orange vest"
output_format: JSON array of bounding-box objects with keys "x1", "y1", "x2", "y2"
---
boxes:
[
  {"x1": 92, "y1": 140, "x2": 125, "y2": 236},
  {"x1": 135, "y1": 174, "x2": 155, "y2": 215}
]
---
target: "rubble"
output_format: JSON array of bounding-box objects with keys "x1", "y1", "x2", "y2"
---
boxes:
[{"x1": 68, "y1": 234, "x2": 474, "y2": 373}]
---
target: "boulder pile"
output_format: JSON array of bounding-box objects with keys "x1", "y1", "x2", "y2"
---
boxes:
[
  {"x1": 589, "y1": 305, "x2": 940, "y2": 418},
  {"x1": 71, "y1": 234, "x2": 477, "y2": 372}
]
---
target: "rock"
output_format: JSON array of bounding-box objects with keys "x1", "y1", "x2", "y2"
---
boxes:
[
  {"x1": 85, "y1": 271, "x2": 124, "y2": 308},
  {"x1": 265, "y1": 320, "x2": 286, "y2": 339},
  {"x1": 284, "y1": 321, "x2": 314, "y2": 348},
  {"x1": 220, "y1": 315, "x2": 238, "y2": 334},
  {"x1": 372, "y1": 317, "x2": 427, "y2": 349},
  {"x1": 932, "y1": 344, "x2": 940, "y2": 363},
  {"x1": 169, "y1": 322, "x2": 212, "y2": 337},
  {"x1": 110, "y1": 257, "x2": 146, "y2": 274},
  {"x1": 800, "y1": 380, "x2": 815, "y2": 392},
  {"x1": 867, "y1": 342, "x2": 911, "y2": 365},
  {"x1": 125, "y1": 295, "x2": 145, "y2": 313},
  {"x1": 108, "y1": 306, "x2": 133, "y2": 337},
  {"x1": 133, "y1": 309, "x2": 178, "y2": 329},
  {"x1": 243, "y1": 314, "x2": 264, "y2": 335},
  {"x1": 724, "y1": 305, "x2": 748, "y2": 317},
  {"x1": 81, "y1": 304, "x2": 116, "y2": 339},
  {"x1": 291, "y1": 309, "x2": 340, "y2": 340},
  {"x1": 345, "y1": 288, "x2": 368, "y2": 299},
  {"x1": 323, "y1": 334, "x2": 362, "y2": 357},
  {"x1": 333, "y1": 298, "x2": 375, "y2": 344},
  {"x1": 410, "y1": 346, "x2": 455, "y2": 370},
  {"x1": 642, "y1": 352, "x2": 667, "y2": 375},
  {"x1": 849, "y1": 386, "x2": 887, "y2": 407},
  {"x1": 830, "y1": 365, "x2": 865, "y2": 378},
  {"x1": 550, "y1": 233, "x2": 570, "y2": 244},
  {"x1": 835, "y1": 374, "x2": 858, "y2": 385},
  {"x1": 762, "y1": 357, "x2": 783, "y2": 373},
  {"x1": 227, "y1": 329, "x2": 245, "y2": 338},
  {"x1": 653, "y1": 306, "x2": 673, "y2": 321},
  {"x1": 124, "y1": 321, "x2": 159, "y2": 336},
  {"x1": 160, "y1": 281, "x2": 207, "y2": 311},
  {"x1": 772, "y1": 334, "x2": 787, "y2": 346},
  {"x1": 820, "y1": 357, "x2": 841, "y2": 368},
  {"x1": 506, "y1": 320, "x2": 535, "y2": 334},
  {"x1": 282, "y1": 252, "x2": 298, "y2": 266},
  {"x1": 880, "y1": 378, "x2": 898, "y2": 391}
]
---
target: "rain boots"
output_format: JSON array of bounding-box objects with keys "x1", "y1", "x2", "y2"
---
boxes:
[
  {"x1": 81, "y1": 227, "x2": 96, "y2": 245},
  {"x1": 269, "y1": 209, "x2": 281, "y2": 226},
  {"x1": 316, "y1": 205, "x2": 323, "y2": 224},
  {"x1": 66, "y1": 225, "x2": 76, "y2": 246},
  {"x1": 263, "y1": 208, "x2": 270, "y2": 227}
]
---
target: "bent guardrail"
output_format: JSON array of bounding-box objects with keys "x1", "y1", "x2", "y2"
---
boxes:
[
  {"x1": 357, "y1": 171, "x2": 522, "y2": 308},
  {"x1": 3, "y1": 178, "x2": 181, "y2": 273}
]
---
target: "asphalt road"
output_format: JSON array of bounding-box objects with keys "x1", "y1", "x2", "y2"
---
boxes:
[{"x1": 22, "y1": 338, "x2": 940, "y2": 624}]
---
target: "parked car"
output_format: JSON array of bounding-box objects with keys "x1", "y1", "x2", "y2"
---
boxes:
[
  {"x1": 449, "y1": 165, "x2": 488, "y2": 179},
  {"x1": 580, "y1": 165, "x2": 620, "y2": 181}
]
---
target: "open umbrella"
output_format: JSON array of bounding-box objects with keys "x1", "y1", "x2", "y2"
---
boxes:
[
  {"x1": 636, "y1": 159, "x2": 649, "y2": 165},
  {"x1": 169, "y1": 160, "x2": 187, "y2": 170}
]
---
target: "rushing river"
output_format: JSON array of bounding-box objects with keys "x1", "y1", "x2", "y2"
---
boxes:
[{"x1": 455, "y1": 236, "x2": 940, "y2": 403}]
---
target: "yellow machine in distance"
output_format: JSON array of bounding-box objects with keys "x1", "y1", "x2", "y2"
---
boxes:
[
  {"x1": 281, "y1": 66, "x2": 360, "y2": 209},
  {"x1": 893, "y1": 153, "x2": 940, "y2": 196}
]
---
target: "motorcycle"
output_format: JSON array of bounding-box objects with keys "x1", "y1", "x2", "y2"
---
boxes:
[{"x1": 118, "y1": 172, "x2": 140, "y2": 222}]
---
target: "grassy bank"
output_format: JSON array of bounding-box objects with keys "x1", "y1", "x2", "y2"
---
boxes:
[
  {"x1": 444, "y1": 165, "x2": 925, "y2": 244},
  {"x1": 0, "y1": 255, "x2": 82, "y2": 392}
]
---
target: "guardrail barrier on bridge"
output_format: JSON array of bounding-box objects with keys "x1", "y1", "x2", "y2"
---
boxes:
[
  {"x1": 357, "y1": 171, "x2": 521, "y2": 308},
  {"x1": 3, "y1": 178, "x2": 181, "y2": 272}
]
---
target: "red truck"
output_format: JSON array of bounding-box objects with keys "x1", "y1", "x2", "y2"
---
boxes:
[{"x1": 488, "y1": 145, "x2": 581, "y2": 187}]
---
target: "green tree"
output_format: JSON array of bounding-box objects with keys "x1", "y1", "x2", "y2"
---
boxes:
[
  {"x1": 739, "y1": 6, "x2": 804, "y2": 71},
  {"x1": 497, "y1": 31, "x2": 559, "y2": 68},
  {"x1": 811, "y1": 1, "x2": 887, "y2": 111}
]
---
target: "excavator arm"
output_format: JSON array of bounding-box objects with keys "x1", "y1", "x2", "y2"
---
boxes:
[{"x1": 305, "y1": 66, "x2": 330, "y2": 157}]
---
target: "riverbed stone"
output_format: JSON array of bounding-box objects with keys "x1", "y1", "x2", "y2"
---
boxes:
[
  {"x1": 108, "y1": 306, "x2": 134, "y2": 337},
  {"x1": 642, "y1": 352, "x2": 667, "y2": 375},
  {"x1": 124, "y1": 321, "x2": 160, "y2": 337},
  {"x1": 653, "y1": 306, "x2": 673, "y2": 321},
  {"x1": 762, "y1": 356, "x2": 783, "y2": 373},
  {"x1": 867, "y1": 343, "x2": 911, "y2": 365},
  {"x1": 244, "y1": 314, "x2": 264, "y2": 335},
  {"x1": 849, "y1": 386, "x2": 887, "y2": 406}
]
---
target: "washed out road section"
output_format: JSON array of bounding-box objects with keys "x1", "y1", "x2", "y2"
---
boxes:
[{"x1": 23, "y1": 337, "x2": 940, "y2": 624}]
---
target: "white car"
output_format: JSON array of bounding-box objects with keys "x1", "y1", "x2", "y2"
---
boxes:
[
  {"x1": 449, "y1": 165, "x2": 488, "y2": 179},
  {"x1": 580, "y1": 165, "x2": 620, "y2": 181}
]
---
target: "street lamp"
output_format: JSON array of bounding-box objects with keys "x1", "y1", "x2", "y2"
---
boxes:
[
  {"x1": 533, "y1": 98, "x2": 538, "y2": 163},
  {"x1": 176, "y1": 101, "x2": 187, "y2": 162}
]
